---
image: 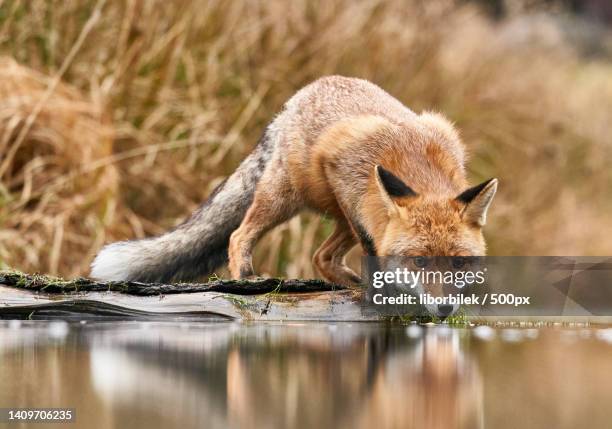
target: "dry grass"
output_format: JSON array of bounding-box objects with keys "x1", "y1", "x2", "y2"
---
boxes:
[{"x1": 0, "y1": 0, "x2": 611, "y2": 278}]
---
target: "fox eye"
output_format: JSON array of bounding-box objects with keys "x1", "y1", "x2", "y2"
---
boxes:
[
  {"x1": 452, "y1": 257, "x2": 465, "y2": 269},
  {"x1": 413, "y1": 257, "x2": 429, "y2": 268}
]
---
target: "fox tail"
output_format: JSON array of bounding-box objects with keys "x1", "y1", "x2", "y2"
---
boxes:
[{"x1": 90, "y1": 129, "x2": 274, "y2": 283}]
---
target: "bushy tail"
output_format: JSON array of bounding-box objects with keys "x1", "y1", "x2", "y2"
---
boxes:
[{"x1": 90, "y1": 130, "x2": 273, "y2": 283}]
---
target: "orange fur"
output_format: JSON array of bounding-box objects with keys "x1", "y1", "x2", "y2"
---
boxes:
[{"x1": 226, "y1": 77, "x2": 497, "y2": 287}]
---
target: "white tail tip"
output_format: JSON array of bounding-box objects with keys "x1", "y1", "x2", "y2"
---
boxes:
[{"x1": 90, "y1": 242, "x2": 141, "y2": 282}]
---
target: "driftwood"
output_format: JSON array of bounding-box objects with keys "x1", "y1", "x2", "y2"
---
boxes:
[{"x1": 0, "y1": 271, "x2": 365, "y2": 321}]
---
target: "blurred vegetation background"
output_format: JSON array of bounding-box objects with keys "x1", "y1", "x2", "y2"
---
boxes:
[{"x1": 0, "y1": 0, "x2": 611, "y2": 279}]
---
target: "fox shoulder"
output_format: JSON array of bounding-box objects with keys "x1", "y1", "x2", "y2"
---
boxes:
[{"x1": 418, "y1": 111, "x2": 466, "y2": 170}]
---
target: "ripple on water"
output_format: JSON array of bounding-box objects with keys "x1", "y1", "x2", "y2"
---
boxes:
[
  {"x1": 595, "y1": 328, "x2": 612, "y2": 344},
  {"x1": 405, "y1": 325, "x2": 422, "y2": 338},
  {"x1": 472, "y1": 325, "x2": 495, "y2": 341},
  {"x1": 47, "y1": 321, "x2": 69, "y2": 340},
  {"x1": 500, "y1": 329, "x2": 523, "y2": 343}
]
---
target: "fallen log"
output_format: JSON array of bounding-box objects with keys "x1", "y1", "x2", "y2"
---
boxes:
[{"x1": 0, "y1": 271, "x2": 366, "y2": 321}]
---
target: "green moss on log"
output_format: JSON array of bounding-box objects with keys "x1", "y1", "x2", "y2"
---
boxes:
[{"x1": 0, "y1": 270, "x2": 344, "y2": 296}]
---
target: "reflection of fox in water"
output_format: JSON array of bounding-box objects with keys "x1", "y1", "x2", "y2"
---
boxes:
[
  {"x1": 225, "y1": 329, "x2": 482, "y2": 429},
  {"x1": 358, "y1": 330, "x2": 483, "y2": 429},
  {"x1": 91, "y1": 76, "x2": 497, "y2": 288}
]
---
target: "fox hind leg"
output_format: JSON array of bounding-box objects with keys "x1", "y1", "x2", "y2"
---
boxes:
[
  {"x1": 228, "y1": 171, "x2": 300, "y2": 279},
  {"x1": 313, "y1": 219, "x2": 361, "y2": 287}
]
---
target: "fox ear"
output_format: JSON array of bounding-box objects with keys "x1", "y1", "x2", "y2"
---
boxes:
[
  {"x1": 375, "y1": 165, "x2": 417, "y2": 213},
  {"x1": 456, "y1": 178, "x2": 498, "y2": 226}
]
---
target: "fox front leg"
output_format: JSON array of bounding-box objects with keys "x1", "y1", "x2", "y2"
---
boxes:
[
  {"x1": 313, "y1": 219, "x2": 361, "y2": 287},
  {"x1": 228, "y1": 172, "x2": 299, "y2": 279}
]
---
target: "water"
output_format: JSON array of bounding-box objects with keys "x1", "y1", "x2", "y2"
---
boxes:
[{"x1": 1, "y1": 321, "x2": 612, "y2": 429}]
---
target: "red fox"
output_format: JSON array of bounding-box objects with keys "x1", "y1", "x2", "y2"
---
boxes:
[{"x1": 91, "y1": 76, "x2": 497, "y2": 289}]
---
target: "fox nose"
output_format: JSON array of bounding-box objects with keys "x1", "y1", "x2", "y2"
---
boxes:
[{"x1": 438, "y1": 304, "x2": 454, "y2": 317}]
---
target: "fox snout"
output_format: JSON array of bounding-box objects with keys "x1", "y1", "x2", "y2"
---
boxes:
[
  {"x1": 420, "y1": 291, "x2": 461, "y2": 319},
  {"x1": 437, "y1": 304, "x2": 456, "y2": 318}
]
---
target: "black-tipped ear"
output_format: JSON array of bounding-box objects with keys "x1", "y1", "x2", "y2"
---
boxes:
[
  {"x1": 375, "y1": 166, "x2": 417, "y2": 198},
  {"x1": 456, "y1": 178, "x2": 495, "y2": 204},
  {"x1": 456, "y1": 178, "x2": 498, "y2": 226}
]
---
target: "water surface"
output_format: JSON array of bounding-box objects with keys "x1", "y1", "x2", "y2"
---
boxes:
[{"x1": 1, "y1": 321, "x2": 612, "y2": 429}]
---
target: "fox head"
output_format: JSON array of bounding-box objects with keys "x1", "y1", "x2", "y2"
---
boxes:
[
  {"x1": 371, "y1": 165, "x2": 497, "y2": 317},
  {"x1": 373, "y1": 165, "x2": 498, "y2": 258}
]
